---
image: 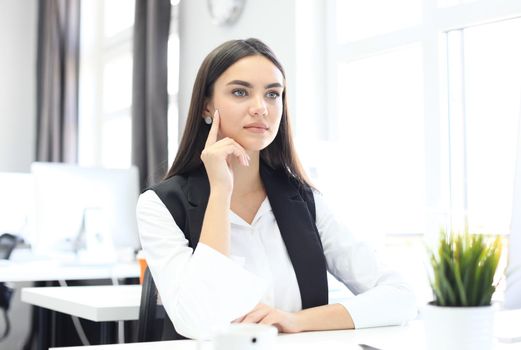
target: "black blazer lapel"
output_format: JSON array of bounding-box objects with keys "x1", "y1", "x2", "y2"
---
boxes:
[
  {"x1": 185, "y1": 168, "x2": 210, "y2": 249},
  {"x1": 260, "y1": 163, "x2": 328, "y2": 309}
]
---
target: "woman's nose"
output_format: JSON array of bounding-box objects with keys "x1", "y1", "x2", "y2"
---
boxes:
[{"x1": 249, "y1": 96, "x2": 267, "y2": 117}]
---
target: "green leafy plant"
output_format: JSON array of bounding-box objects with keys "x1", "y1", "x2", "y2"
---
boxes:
[{"x1": 429, "y1": 230, "x2": 503, "y2": 307}]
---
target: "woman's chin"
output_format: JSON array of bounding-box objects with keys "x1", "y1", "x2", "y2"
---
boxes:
[{"x1": 237, "y1": 138, "x2": 273, "y2": 152}]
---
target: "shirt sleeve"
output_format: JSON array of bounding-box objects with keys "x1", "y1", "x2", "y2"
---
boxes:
[
  {"x1": 313, "y1": 191, "x2": 417, "y2": 328},
  {"x1": 136, "y1": 190, "x2": 268, "y2": 340}
]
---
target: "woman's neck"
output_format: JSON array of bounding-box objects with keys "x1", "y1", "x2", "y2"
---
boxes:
[{"x1": 230, "y1": 151, "x2": 264, "y2": 196}]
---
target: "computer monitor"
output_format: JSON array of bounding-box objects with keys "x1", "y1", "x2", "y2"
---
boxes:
[
  {"x1": 505, "y1": 116, "x2": 521, "y2": 309},
  {"x1": 0, "y1": 172, "x2": 32, "y2": 238},
  {"x1": 29, "y1": 162, "x2": 141, "y2": 260}
]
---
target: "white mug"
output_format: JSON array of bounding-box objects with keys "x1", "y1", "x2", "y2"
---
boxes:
[{"x1": 213, "y1": 324, "x2": 278, "y2": 350}]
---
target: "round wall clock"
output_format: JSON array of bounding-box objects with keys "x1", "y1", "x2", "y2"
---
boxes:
[{"x1": 207, "y1": 0, "x2": 246, "y2": 26}]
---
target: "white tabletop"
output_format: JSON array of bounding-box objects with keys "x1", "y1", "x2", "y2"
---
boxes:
[
  {"x1": 48, "y1": 320, "x2": 520, "y2": 350},
  {"x1": 25, "y1": 284, "x2": 519, "y2": 350},
  {"x1": 21, "y1": 285, "x2": 141, "y2": 322},
  {"x1": 0, "y1": 260, "x2": 139, "y2": 282}
]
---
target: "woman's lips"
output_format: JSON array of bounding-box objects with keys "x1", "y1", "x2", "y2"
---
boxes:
[
  {"x1": 244, "y1": 123, "x2": 268, "y2": 133},
  {"x1": 244, "y1": 126, "x2": 268, "y2": 133}
]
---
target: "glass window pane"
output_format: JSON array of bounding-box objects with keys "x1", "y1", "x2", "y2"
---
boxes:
[
  {"x1": 336, "y1": 0, "x2": 422, "y2": 42},
  {"x1": 102, "y1": 54, "x2": 133, "y2": 114},
  {"x1": 104, "y1": 0, "x2": 135, "y2": 38},
  {"x1": 455, "y1": 18, "x2": 521, "y2": 233},
  {"x1": 327, "y1": 45, "x2": 425, "y2": 235},
  {"x1": 101, "y1": 114, "x2": 131, "y2": 168}
]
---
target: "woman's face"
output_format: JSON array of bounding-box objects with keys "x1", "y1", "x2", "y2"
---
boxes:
[{"x1": 205, "y1": 55, "x2": 285, "y2": 152}]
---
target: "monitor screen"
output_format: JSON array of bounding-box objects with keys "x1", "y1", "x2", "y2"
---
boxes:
[
  {"x1": 0, "y1": 172, "x2": 32, "y2": 238},
  {"x1": 29, "y1": 162, "x2": 141, "y2": 259}
]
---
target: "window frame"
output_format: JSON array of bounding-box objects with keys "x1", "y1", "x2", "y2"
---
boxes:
[
  {"x1": 324, "y1": 0, "x2": 521, "y2": 237},
  {"x1": 78, "y1": 0, "x2": 135, "y2": 168},
  {"x1": 79, "y1": 0, "x2": 180, "y2": 169}
]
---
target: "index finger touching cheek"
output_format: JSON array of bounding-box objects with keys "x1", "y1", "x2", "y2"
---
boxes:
[{"x1": 205, "y1": 109, "x2": 220, "y2": 147}]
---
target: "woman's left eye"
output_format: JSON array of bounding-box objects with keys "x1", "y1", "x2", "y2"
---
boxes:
[
  {"x1": 266, "y1": 91, "x2": 280, "y2": 99},
  {"x1": 232, "y1": 89, "x2": 247, "y2": 97}
]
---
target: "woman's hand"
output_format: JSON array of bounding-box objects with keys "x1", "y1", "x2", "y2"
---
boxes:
[
  {"x1": 200, "y1": 110, "x2": 250, "y2": 193},
  {"x1": 234, "y1": 303, "x2": 302, "y2": 333}
]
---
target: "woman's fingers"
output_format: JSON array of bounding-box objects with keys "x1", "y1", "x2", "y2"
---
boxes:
[
  {"x1": 200, "y1": 111, "x2": 250, "y2": 189},
  {"x1": 240, "y1": 306, "x2": 271, "y2": 324},
  {"x1": 232, "y1": 303, "x2": 264, "y2": 323},
  {"x1": 212, "y1": 138, "x2": 250, "y2": 166},
  {"x1": 214, "y1": 143, "x2": 248, "y2": 166},
  {"x1": 236, "y1": 304, "x2": 298, "y2": 333},
  {"x1": 259, "y1": 314, "x2": 283, "y2": 332},
  {"x1": 204, "y1": 109, "x2": 220, "y2": 147},
  {"x1": 201, "y1": 139, "x2": 250, "y2": 167},
  {"x1": 231, "y1": 314, "x2": 246, "y2": 323},
  {"x1": 228, "y1": 138, "x2": 250, "y2": 166},
  {"x1": 259, "y1": 310, "x2": 300, "y2": 333}
]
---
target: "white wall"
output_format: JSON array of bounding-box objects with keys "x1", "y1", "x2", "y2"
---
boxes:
[
  {"x1": 0, "y1": 0, "x2": 37, "y2": 172},
  {"x1": 295, "y1": 0, "x2": 328, "y2": 141},
  {"x1": 177, "y1": 0, "x2": 297, "y2": 131},
  {"x1": 0, "y1": 2, "x2": 37, "y2": 347}
]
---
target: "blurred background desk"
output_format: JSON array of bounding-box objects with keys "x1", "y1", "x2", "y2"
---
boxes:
[
  {"x1": 0, "y1": 259, "x2": 139, "y2": 283},
  {"x1": 0, "y1": 252, "x2": 139, "y2": 350},
  {"x1": 21, "y1": 285, "x2": 141, "y2": 322},
  {"x1": 22, "y1": 285, "x2": 141, "y2": 349}
]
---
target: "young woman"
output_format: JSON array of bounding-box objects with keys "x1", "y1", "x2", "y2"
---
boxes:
[{"x1": 136, "y1": 38, "x2": 416, "y2": 340}]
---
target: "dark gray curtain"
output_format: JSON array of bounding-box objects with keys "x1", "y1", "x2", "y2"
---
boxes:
[
  {"x1": 36, "y1": 0, "x2": 80, "y2": 163},
  {"x1": 132, "y1": 0, "x2": 171, "y2": 191}
]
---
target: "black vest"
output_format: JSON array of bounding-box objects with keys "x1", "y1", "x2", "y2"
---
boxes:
[{"x1": 151, "y1": 163, "x2": 329, "y2": 309}]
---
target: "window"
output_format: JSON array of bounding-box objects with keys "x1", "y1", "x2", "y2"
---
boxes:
[
  {"x1": 446, "y1": 18, "x2": 521, "y2": 235},
  {"x1": 336, "y1": 0, "x2": 422, "y2": 42},
  {"x1": 319, "y1": 0, "x2": 521, "y2": 303},
  {"x1": 79, "y1": 0, "x2": 180, "y2": 169},
  {"x1": 78, "y1": 0, "x2": 134, "y2": 168},
  {"x1": 334, "y1": 44, "x2": 425, "y2": 236}
]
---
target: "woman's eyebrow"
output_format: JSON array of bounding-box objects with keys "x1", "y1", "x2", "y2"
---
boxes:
[
  {"x1": 265, "y1": 82, "x2": 283, "y2": 89},
  {"x1": 226, "y1": 80, "x2": 283, "y2": 89}
]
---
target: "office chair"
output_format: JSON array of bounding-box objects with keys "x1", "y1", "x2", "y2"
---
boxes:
[
  {"x1": 0, "y1": 233, "x2": 21, "y2": 342},
  {"x1": 137, "y1": 266, "x2": 185, "y2": 342}
]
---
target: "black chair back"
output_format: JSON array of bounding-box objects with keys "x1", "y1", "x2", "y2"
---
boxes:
[
  {"x1": 0, "y1": 233, "x2": 19, "y2": 260},
  {"x1": 137, "y1": 266, "x2": 184, "y2": 342},
  {"x1": 0, "y1": 233, "x2": 21, "y2": 341}
]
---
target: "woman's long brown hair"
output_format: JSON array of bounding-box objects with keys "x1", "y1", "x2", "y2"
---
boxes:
[{"x1": 164, "y1": 38, "x2": 312, "y2": 189}]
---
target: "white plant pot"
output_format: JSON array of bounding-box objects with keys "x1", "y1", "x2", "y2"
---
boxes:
[{"x1": 422, "y1": 303, "x2": 494, "y2": 350}]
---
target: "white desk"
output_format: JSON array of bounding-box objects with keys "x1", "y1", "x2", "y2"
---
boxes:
[
  {"x1": 24, "y1": 285, "x2": 521, "y2": 350},
  {"x1": 48, "y1": 320, "x2": 520, "y2": 350},
  {"x1": 9, "y1": 260, "x2": 139, "y2": 350},
  {"x1": 21, "y1": 285, "x2": 142, "y2": 349},
  {"x1": 45, "y1": 321, "x2": 521, "y2": 350},
  {"x1": 21, "y1": 285, "x2": 141, "y2": 322}
]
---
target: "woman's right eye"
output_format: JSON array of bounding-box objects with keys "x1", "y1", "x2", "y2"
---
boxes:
[{"x1": 232, "y1": 89, "x2": 247, "y2": 97}]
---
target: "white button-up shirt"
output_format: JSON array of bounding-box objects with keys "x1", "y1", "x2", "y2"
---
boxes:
[{"x1": 136, "y1": 190, "x2": 417, "y2": 340}]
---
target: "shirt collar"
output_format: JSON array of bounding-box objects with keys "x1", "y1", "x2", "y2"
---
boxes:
[{"x1": 229, "y1": 196, "x2": 271, "y2": 227}]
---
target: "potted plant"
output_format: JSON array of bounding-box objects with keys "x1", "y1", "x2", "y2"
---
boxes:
[{"x1": 423, "y1": 230, "x2": 503, "y2": 350}]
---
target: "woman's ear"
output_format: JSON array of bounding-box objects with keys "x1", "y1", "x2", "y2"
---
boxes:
[{"x1": 203, "y1": 99, "x2": 213, "y2": 119}]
